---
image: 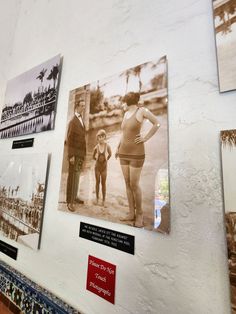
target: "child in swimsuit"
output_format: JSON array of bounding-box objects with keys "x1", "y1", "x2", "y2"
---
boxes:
[{"x1": 93, "y1": 129, "x2": 112, "y2": 207}]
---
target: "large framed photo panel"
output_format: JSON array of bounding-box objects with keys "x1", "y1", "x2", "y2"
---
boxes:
[
  {"x1": 213, "y1": 0, "x2": 236, "y2": 92},
  {"x1": 221, "y1": 129, "x2": 236, "y2": 312},
  {"x1": 0, "y1": 54, "x2": 62, "y2": 139},
  {"x1": 0, "y1": 153, "x2": 49, "y2": 250},
  {"x1": 58, "y1": 56, "x2": 170, "y2": 233}
]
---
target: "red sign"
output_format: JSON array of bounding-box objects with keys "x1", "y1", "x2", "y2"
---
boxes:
[{"x1": 86, "y1": 255, "x2": 116, "y2": 304}]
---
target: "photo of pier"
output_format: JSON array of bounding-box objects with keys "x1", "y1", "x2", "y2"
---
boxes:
[
  {"x1": 0, "y1": 153, "x2": 49, "y2": 250},
  {"x1": 0, "y1": 54, "x2": 61, "y2": 139}
]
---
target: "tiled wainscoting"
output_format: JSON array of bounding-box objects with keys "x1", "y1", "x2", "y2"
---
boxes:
[{"x1": 0, "y1": 261, "x2": 80, "y2": 313}]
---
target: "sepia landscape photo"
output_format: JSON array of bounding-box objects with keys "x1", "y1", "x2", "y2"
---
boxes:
[
  {"x1": 221, "y1": 129, "x2": 236, "y2": 313},
  {"x1": 0, "y1": 153, "x2": 49, "y2": 250},
  {"x1": 58, "y1": 56, "x2": 169, "y2": 233},
  {"x1": 213, "y1": 0, "x2": 236, "y2": 92},
  {"x1": 0, "y1": 54, "x2": 62, "y2": 139}
]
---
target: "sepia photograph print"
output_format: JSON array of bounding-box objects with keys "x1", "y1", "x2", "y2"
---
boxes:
[
  {"x1": 221, "y1": 129, "x2": 236, "y2": 313},
  {"x1": 0, "y1": 153, "x2": 49, "y2": 250},
  {"x1": 0, "y1": 54, "x2": 62, "y2": 139},
  {"x1": 58, "y1": 56, "x2": 169, "y2": 233},
  {"x1": 213, "y1": 0, "x2": 236, "y2": 92}
]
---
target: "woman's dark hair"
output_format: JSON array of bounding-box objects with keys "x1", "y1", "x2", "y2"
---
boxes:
[{"x1": 122, "y1": 92, "x2": 140, "y2": 106}]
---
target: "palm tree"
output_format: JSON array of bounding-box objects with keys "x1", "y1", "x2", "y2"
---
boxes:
[
  {"x1": 36, "y1": 69, "x2": 47, "y2": 92},
  {"x1": 23, "y1": 92, "x2": 33, "y2": 105},
  {"x1": 156, "y1": 55, "x2": 167, "y2": 65},
  {"x1": 15, "y1": 186, "x2": 19, "y2": 197},
  {"x1": 121, "y1": 69, "x2": 133, "y2": 94},
  {"x1": 214, "y1": 0, "x2": 236, "y2": 34},
  {"x1": 90, "y1": 88, "x2": 104, "y2": 114},
  {"x1": 221, "y1": 130, "x2": 236, "y2": 147},
  {"x1": 151, "y1": 74, "x2": 165, "y2": 90},
  {"x1": 132, "y1": 65, "x2": 143, "y2": 92},
  {"x1": 47, "y1": 64, "x2": 59, "y2": 89},
  {"x1": 121, "y1": 62, "x2": 149, "y2": 94},
  {"x1": 37, "y1": 182, "x2": 44, "y2": 194}
]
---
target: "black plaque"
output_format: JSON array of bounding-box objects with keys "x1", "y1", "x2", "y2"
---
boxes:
[
  {"x1": 12, "y1": 138, "x2": 34, "y2": 149},
  {"x1": 0, "y1": 240, "x2": 18, "y2": 260},
  {"x1": 79, "y1": 222, "x2": 135, "y2": 255}
]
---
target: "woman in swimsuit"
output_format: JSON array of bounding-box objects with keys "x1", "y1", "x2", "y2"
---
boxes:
[
  {"x1": 116, "y1": 92, "x2": 160, "y2": 227},
  {"x1": 93, "y1": 129, "x2": 112, "y2": 207}
]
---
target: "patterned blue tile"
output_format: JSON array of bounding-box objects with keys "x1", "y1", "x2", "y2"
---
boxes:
[{"x1": 0, "y1": 261, "x2": 80, "y2": 314}]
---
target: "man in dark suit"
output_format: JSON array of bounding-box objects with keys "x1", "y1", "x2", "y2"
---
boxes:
[{"x1": 66, "y1": 99, "x2": 86, "y2": 212}]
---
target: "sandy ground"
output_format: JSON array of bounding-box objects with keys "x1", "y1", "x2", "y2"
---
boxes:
[{"x1": 58, "y1": 112, "x2": 169, "y2": 232}]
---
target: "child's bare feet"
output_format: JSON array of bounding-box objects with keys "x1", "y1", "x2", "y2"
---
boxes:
[
  {"x1": 93, "y1": 198, "x2": 99, "y2": 205},
  {"x1": 102, "y1": 201, "x2": 107, "y2": 208}
]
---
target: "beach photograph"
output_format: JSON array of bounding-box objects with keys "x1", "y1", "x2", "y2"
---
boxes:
[{"x1": 58, "y1": 56, "x2": 169, "y2": 233}]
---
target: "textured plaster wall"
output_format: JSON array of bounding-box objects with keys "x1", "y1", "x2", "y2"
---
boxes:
[
  {"x1": 0, "y1": 0, "x2": 20, "y2": 100},
  {"x1": 0, "y1": 0, "x2": 235, "y2": 313}
]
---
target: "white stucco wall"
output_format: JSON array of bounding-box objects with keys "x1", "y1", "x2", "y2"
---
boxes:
[
  {"x1": 0, "y1": 0, "x2": 235, "y2": 313},
  {"x1": 0, "y1": 0, "x2": 20, "y2": 99}
]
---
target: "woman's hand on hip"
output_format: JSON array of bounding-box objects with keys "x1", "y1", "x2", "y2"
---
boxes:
[{"x1": 135, "y1": 134, "x2": 145, "y2": 144}]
